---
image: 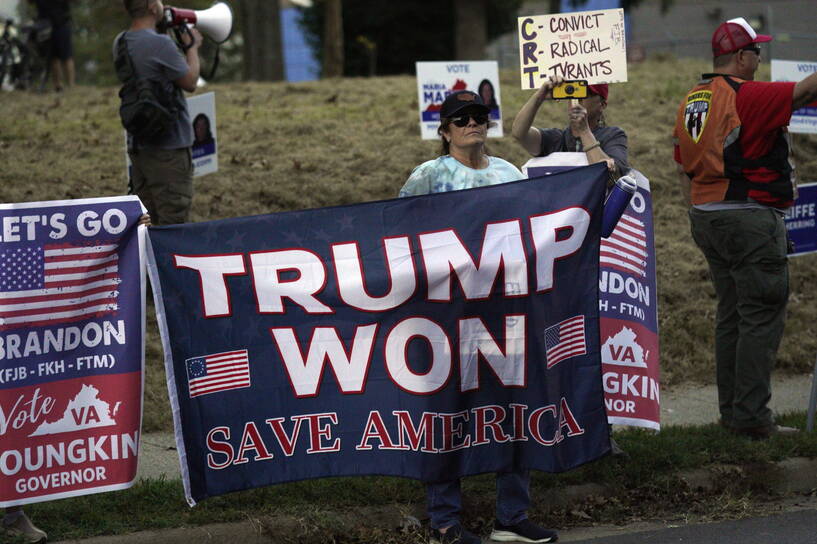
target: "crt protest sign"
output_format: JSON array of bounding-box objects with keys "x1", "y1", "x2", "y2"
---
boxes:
[
  {"x1": 785, "y1": 182, "x2": 817, "y2": 256},
  {"x1": 147, "y1": 164, "x2": 612, "y2": 505},
  {"x1": 416, "y1": 61, "x2": 503, "y2": 140},
  {"x1": 771, "y1": 60, "x2": 817, "y2": 134},
  {"x1": 518, "y1": 9, "x2": 627, "y2": 89},
  {"x1": 523, "y1": 159, "x2": 660, "y2": 430},
  {"x1": 0, "y1": 196, "x2": 146, "y2": 507}
]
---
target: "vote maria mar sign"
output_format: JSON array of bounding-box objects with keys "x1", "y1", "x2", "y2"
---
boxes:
[{"x1": 771, "y1": 60, "x2": 817, "y2": 134}]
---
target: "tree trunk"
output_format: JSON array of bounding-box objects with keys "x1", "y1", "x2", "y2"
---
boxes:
[
  {"x1": 240, "y1": 0, "x2": 285, "y2": 81},
  {"x1": 454, "y1": 0, "x2": 486, "y2": 60},
  {"x1": 323, "y1": 0, "x2": 344, "y2": 77}
]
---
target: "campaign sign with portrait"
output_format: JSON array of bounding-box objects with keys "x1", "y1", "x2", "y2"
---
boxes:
[
  {"x1": 123, "y1": 92, "x2": 218, "y2": 181},
  {"x1": 771, "y1": 60, "x2": 817, "y2": 134},
  {"x1": 785, "y1": 182, "x2": 817, "y2": 256},
  {"x1": 518, "y1": 8, "x2": 627, "y2": 90},
  {"x1": 0, "y1": 196, "x2": 147, "y2": 507},
  {"x1": 147, "y1": 164, "x2": 612, "y2": 504},
  {"x1": 188, "y1": 92, "x2": 218, "y2": 177},
  {"x1": 416, "y1": 61, "x2": 503, "y2": 140}
]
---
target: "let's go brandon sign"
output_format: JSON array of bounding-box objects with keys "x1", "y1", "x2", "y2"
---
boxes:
[
  {"x1": 0, "y1": 196, "x2": 146, "y2": 507},
  {"x1": 147, "y1": 165, "x2": 612, "y2": 505}
]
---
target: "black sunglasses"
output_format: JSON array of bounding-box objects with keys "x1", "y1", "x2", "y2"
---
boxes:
[
  {"x1": 451, "y1": 114, "x2": 489, "y2": 127},
  {"x1": 741, "y1": 45, "x2": 761, "y2": 55}
]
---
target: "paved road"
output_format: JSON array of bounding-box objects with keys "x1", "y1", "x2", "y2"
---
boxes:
[
  {"x1": 563, "y1": 508, "x2": 817, "y2": 543},
  {"x1": 56, "y1": 505, "x2": 817, "y2": 544}
]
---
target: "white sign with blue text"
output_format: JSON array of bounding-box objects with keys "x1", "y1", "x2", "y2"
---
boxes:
[
  {"x1": 771, "y1": 60, "x2": 817, "y2": 134},
  {"x1": 785, "y1": 182, "x2": 817, "y2": 256},
  {"x1": 416, "y1": 61, "x2": 503, "y2": 140}
]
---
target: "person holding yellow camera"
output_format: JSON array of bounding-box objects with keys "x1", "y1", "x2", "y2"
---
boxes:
[{"x1": 512, "y1": 75, "x2": 628, "y2": 177}]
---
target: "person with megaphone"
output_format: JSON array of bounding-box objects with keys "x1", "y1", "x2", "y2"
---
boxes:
[{"x1": 114, "y1": 0, "x2": 202, "y2": 225}]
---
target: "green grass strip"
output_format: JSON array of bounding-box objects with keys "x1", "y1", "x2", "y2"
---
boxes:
[{"x1": 18, "y1": 413, "x2": 817, "y2": 541}]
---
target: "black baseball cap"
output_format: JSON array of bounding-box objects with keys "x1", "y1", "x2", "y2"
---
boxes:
[{"x1": 439, "y1": 90, "x2": 490, "y2": 118}]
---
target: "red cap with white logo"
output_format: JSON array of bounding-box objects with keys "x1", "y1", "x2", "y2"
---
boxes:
[{"x1": 711, "y1": 17, "x2": 772, "y2": 57}]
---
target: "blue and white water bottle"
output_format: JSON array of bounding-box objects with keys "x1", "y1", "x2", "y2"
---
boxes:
[{"x1": 602, "y1": 175, "x2": 637, "y2": 238}]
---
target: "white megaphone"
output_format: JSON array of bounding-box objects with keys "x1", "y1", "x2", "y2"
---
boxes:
[{"x1": 163, "y1": 2, "x2": 233, "y2": 44}]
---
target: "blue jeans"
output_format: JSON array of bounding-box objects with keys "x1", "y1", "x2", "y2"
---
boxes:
[{"x1": 426, "y1": 470, "x2": 530, "y2": 529}]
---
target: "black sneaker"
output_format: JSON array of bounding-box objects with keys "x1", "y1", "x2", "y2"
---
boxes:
[
  {"x1": 490, "y1": 519, "x2": 558, "y2": 543},
  {"x1": 430, "y1": 523, "x2": 482, "y2": 544}
]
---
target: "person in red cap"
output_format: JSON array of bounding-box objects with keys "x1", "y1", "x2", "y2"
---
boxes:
[
  {"x1": 511, "y1": 75, "x2": 629, "y2": 177},
  {"x1": 673, "y1": 17, "x2": 817, "y2": 440}
]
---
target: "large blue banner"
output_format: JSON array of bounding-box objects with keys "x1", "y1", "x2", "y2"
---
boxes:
[{"x1": 147, "y1": 164, "x2": 611, "y2": 505}]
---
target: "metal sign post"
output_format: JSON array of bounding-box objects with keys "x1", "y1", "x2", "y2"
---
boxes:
[{"x1": 808, "y1": 355, "x2": 817, "y2": 432}]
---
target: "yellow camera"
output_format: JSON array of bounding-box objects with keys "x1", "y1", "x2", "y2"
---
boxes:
[{"x1": 552, "y1": 80, "x2": 588, "y2": 100}]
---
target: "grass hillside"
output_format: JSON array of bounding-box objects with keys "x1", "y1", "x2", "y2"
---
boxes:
[{"x1": 2, "y1": 57, "x2": 816, "y2": 432}]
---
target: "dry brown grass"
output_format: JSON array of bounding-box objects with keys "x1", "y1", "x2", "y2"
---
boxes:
[{"x1": 2, "y1": 56, "x2": 816, "y2": 431}]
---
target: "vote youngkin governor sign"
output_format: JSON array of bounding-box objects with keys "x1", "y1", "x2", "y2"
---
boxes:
[{"x1": 147, "y1": 164, "x2": 612, "y2": 505}]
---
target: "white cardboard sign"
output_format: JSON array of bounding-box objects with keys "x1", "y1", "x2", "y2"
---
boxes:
[
  {"x1": 518, "y1": 9, "x2": 627, "y2": 89},
  {"x1": 771, "y1": 59, "x2": 817, "y2": 134},
  {"x1": 416, "y1": 61, "x2": 503, "y2": 140}
]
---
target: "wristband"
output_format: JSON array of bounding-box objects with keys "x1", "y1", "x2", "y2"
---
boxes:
[{"x1": 583, "y1": 142, "x2": 601, "y2": 153}]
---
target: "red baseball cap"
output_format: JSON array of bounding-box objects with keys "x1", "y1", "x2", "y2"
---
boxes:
[
  {"x1": 588, "y1": 84, "x2": 608, "y2": 100},
  {"x1": 712, "y1": 17, "x2": 772, "y2": 57}
]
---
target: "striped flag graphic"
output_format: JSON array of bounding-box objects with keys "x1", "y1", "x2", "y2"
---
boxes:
[
  {"x1": 600, "y1": 214, "x2": 647, "y2": 277},
  {"x1": 0, "y1": 243, "x2": 120, "y2": 330},
  {"x1": 186, "y1": 349, "x2": 251, "y2": 398},
  {"x1": 544, "y1": 315, "x2": 587, "y2": 368}
]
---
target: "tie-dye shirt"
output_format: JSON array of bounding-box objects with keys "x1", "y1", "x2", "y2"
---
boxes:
[{"x1": 398, "y1": 155, "x2": 525, "y2": 197}]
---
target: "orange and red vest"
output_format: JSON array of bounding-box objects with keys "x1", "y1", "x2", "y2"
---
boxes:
[{"x1": 674, "y1": 74, "x2": 793, "y2": 207}]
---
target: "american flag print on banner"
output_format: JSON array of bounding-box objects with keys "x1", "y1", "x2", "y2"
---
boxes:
[
  {"x1": 600, "y1": 214, "x2": 647, "y2": 277},
  {"x1": 186, "y1": 349, "x2": 251, "y2": 398},
  {"x1": 0, "y1": 243, "x2": 120, "y2": 330},
  {"x1": 545, "y1": 315, "x2": 587, "y2": 368}
]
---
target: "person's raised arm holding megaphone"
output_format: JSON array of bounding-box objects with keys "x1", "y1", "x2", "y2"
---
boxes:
[
  {"x1": 512, "y1": 75, "x2": 629, "y2": 177},
  {"x1": 114, "y1": 0, "x2": 202, "y2": 226}
]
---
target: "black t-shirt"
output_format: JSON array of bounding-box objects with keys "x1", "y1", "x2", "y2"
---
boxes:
[{"x1": 34, "y1": 0, "x2": 71, "y2": 25}]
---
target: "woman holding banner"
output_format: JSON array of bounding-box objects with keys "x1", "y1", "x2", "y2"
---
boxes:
[
  {"x1": 511, "y1": 75, "x2": 629, "y2": 177},
  {"x1": 399, "y1": 90, "x2": 558, "y2": 544}
]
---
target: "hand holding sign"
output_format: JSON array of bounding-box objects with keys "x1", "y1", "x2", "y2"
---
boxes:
[{"x1": 518, "y1": 9, "x2": 627, "y2": 89}]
